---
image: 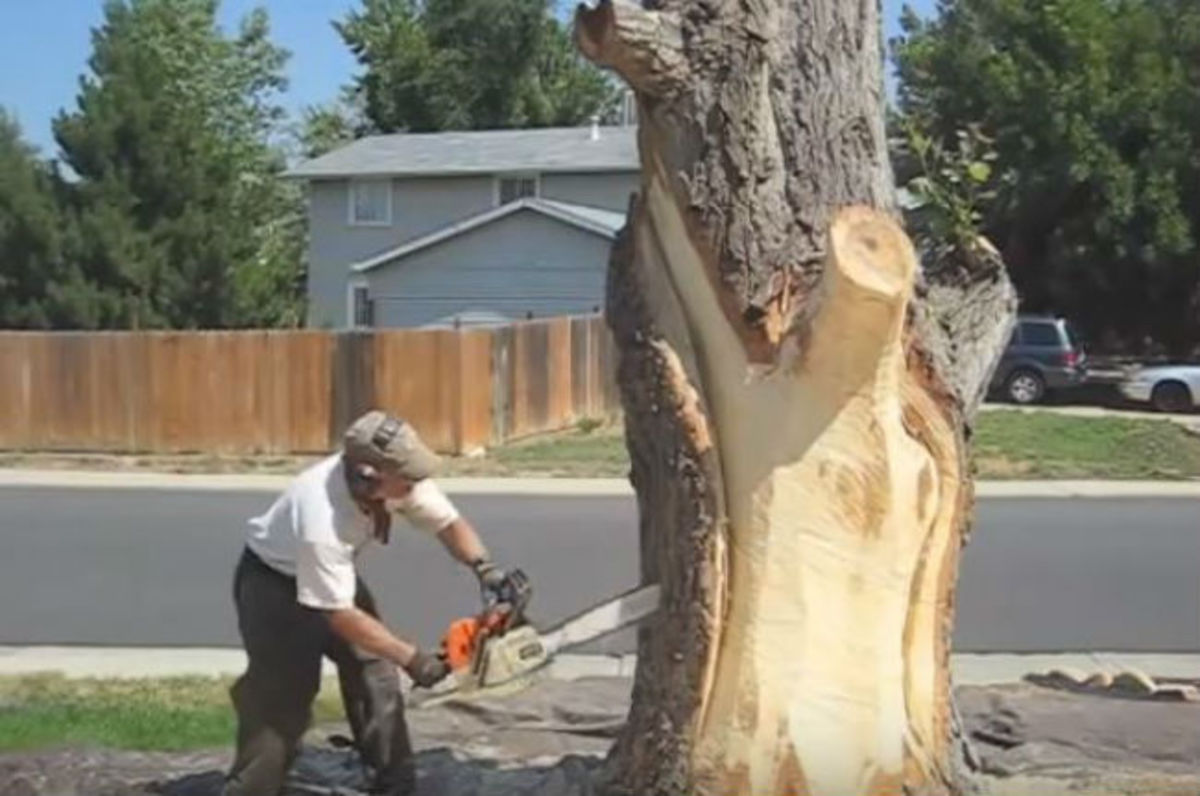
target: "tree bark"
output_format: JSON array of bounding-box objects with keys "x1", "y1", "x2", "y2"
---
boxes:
[{"x1": 575, "y1": 1, "x2": 1017, "y2": 794}]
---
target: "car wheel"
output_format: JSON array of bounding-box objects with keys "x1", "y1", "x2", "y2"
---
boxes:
[
  {"x1": 1150, "y1": 382, "x2": 1193, "y2": 413},
  {"x1": 1006, "y1": 369, "x2": 1046, "y2": 405}
]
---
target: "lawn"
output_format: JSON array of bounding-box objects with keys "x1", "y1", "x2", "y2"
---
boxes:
[
  {"x1": 442, "y1": 411, "x2": 1200, "y2": 481},
  {"x1": 2, "y1": 410, "x2": 1197, "y2": 481},
  {"x1": 0, "y1": 674, "x2": 344, "y2": 752},
  {"x1": 972, "y1": 410, "x2": 1200, "y2": 480},
  {"x1": 443, "y1": 421, "x2": 630, "y2": 478}
]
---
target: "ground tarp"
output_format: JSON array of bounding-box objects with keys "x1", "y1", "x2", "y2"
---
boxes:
[{"x1": 2, "y1": 676, "x2": 1199, "y2": 796}]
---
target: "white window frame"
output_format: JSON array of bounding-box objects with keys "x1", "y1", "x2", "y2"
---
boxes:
[
  {"x1": 347, "y1": 178, "x2": 393, "y2": 227},
  {"x1": 347, "y1": 278, "x2": 373, "y2": 328},
  {"x1": 493, "y1": 173, "x2": 541, "y2": 206}
]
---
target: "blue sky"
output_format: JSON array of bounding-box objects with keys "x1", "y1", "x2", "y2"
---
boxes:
[{"x1": 0, "y1": 0, "x2": 933, "y2": 156}]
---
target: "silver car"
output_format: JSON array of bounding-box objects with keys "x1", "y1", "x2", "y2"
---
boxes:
[{"x1": 1119, "y1": 365, "x2": 1200, "y2": 413}]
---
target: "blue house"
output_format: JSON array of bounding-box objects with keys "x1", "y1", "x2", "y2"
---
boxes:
[{"x1": 287, "y1": 123, "x2": 638, "y2": 329}]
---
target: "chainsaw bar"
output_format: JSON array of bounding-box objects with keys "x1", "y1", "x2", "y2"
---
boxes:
[
  {"x1": 416, "y1": 583, "x2": 661, "y2": 706},
  {"x1": 540, "y1": 582, "x2": 661, "y2": 656}
]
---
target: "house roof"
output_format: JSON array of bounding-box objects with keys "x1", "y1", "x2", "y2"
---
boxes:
[
  {"x1": 287, "y1": 125, "x2": 639, "y2": 179},
  {"x1": 351, "y1": 198, "x2": 627, "y2": 273}
]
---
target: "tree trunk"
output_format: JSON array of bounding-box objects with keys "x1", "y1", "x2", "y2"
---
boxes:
[{"x1": 575, "y1": 1, "x2": 1017, "y2": 794}]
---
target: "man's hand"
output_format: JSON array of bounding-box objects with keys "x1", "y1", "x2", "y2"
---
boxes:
[
  {"x1": 473, "y1": 560, "x2": 511, "y2": 606},
  {"x1": 405, "y1": 649, "x2": 450, "y2": 688},
  {"x1": 473, "y1": 560, "x2": 531, "y2": 610}
]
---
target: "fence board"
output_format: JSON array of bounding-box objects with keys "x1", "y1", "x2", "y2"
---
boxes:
[
  {"x1": 490, "y1": 327, "x2": 514, "y2": 444},
  {"x1": 511, "y1": 321, "x2": 549, "y2": 438},
  {"x1": 570, "y1": 317, "x2": 591, "y2": 419},
  {"x1": 0, "y1": 315, "x2": 618, "y2": 456},
  {"x1": 374, "y1": 330, "x2": 455, "y2": 452},
  {"x1": 546, "y1": 318, "x2": 573, "y2": 429},
  {"x1": 456, "y1": 330, "x2": 494, "y2": 453},
  {"x1": 0, "y1": 335, "x2": 33, "y2": 448},
  {"x1": 287, "y1": 332, "x2": 335, "y2": 452}
]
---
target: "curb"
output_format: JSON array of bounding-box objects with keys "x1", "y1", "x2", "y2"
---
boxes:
[
  {"x1": 1, "y1": 469, "x2": 1199, "y2": 498},
  {"x1": 0, "y1": 470, "x2": 632, "y2": 495},
  {"x1": 974, "y1": 480, "x2": 1200, "y2": 498},
  {"x1": 3, "y1": 646, "x2": 1197, "y2": 686}
]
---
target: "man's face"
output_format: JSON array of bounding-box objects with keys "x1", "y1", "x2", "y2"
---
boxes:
[{"x1": 374, "y1": 470, "x2": 415, "y2": 501}]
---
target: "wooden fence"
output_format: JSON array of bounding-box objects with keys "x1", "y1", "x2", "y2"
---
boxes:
[{"x1": 0, "y1": 315, "x2": 619, "y2": 455}]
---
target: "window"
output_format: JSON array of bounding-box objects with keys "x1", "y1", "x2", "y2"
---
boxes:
[
  {"x1": 348, "y1": 179, "x2": 391, "y2": 226},
  {"x1": 1063, "y1": 322, "x2": 1083, "y2": 348},
  {"x1": 1019, "y1": 322, "x2": 1060, "y2": 347},
  {"x1": 496, "y1": 174, "x2": 539, "y2": 205},
  {"x1": 350, "y1": 283, "x2": 374, "y2": 327}
]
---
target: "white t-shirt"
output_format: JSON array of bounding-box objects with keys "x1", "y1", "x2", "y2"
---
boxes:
[{"x1": 245, "y1": 453, "x2": 460, "y2": 610}]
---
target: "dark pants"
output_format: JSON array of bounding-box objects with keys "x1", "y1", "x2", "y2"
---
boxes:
[{"x1": 223, "y1": 547, "x2": 415, "y2": 796}]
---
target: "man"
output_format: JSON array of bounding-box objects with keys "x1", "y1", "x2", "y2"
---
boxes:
[{"x1": 224, "y1": 409, "x2": 519, "y2": 796}]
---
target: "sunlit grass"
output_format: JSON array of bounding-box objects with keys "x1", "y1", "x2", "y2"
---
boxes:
[{"x1": 0, "y1": 674, "x2": 344, "y2": 752}]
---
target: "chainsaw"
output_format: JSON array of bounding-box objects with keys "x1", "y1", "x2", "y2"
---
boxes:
[{"x1": 432, "y1": 570, "x2": 660, "y2": 698}]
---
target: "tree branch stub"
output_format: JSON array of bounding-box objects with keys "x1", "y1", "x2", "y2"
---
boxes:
[{"x1": 575, "y1": 0, "x2": 688, "y2": 99}]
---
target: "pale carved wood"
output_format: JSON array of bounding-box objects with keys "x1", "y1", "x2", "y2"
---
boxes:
[{"x1": 576, "y1": 0, "x2": 1017, "y2": 793}]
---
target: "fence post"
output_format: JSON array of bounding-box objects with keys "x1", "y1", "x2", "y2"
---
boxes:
[
  {"x1": 570, "y1": 316, "x2": 585, "y2": 421},
  {"x1": 330, "y1": 330, "x2": 376, "y2": 446},
  {"x1": 451, "y1": 330, "x2": 467, "y2": 455},
  {"x1": 490, "y1": 327, "x2": 512, "y2": 445}
]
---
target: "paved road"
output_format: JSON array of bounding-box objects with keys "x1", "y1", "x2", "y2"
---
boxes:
[{"x1": 0, "y1": 487, "x2": 1196, "y2": 653}]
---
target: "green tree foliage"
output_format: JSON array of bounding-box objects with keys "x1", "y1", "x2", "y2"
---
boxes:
[
  {"x1": 0, "y1": 111, "x2": 99, "y2": 328},
  {"x1": 297, "y1": 89, "x2": 366, "y2": 159},
  {"x1": 52, "y1": 0, "x2": 304, "y2": 329},
  {"x1": 893, "y1": 118, "x2": 1008, "y2": 270},
  {"x1": 893, "y1": 0, "x2": 1200, "y2": 354},
  {"x1": 335, "y1": 0, "x2": 621, "y2": 133}
]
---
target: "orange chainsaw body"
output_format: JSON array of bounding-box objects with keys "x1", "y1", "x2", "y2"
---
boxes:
[
  {"x1": 438, "y1": 569, "x2": 538, "y2": 688},
  {"x1": 441, "y1": 608, "x2": 512, "y2": 672}
]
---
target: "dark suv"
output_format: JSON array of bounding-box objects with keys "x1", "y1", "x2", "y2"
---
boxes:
[{"x1": 990, "y1": 315, "x2": 1088, "y2": 404}]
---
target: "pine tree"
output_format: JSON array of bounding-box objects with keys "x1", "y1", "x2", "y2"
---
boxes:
[
  {"x1": 53, "y1": 0, "x2": 303, "y2": 329},
  {"x1": 0, "y1": 110, "x2": 96, "y2": 328}
]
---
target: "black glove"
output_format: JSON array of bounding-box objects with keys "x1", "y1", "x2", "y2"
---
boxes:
[
  {"x1": 473, "y1": 559, "x2": 510, "y2": 607},
  {"x1": 405, "y1": 649, "x2": 450, "y2": 688}
]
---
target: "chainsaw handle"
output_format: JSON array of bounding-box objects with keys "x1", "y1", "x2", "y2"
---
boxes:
[{"x1": 486, "y1": 568, "x2": 530, "y2": 609}]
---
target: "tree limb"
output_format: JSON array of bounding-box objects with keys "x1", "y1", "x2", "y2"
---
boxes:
[{"x1": 574, "y1": 0, "x2": 688, "y2": 98}]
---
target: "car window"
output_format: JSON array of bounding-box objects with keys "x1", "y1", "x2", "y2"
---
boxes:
[
  {"x1": 1019, "y1": 322, "x2": 1060, "y2": 346},
  {"x1": 1062, "y1": 323, "x2": 1082, "y2": 349}
]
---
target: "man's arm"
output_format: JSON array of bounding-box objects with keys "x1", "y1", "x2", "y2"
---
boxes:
[
  {"x1": 436, "y1": 517, "x2": 490, "y2": 567},
  {"x1": 325, "y1": 607, "x2": 449, "y2": 687},
  {"x1": 402, "y1": 481, "x2": 510, "y2": 602},
  {"x1": 325, "y1": 607, "x2": 417, "y2": 667},
  {"x1": 401, "y1": 481, "x2": 488, "y2": 567}
]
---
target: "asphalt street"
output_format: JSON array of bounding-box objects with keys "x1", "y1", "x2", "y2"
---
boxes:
[{"x1": 0, "y1": 487, "x2": 1196, "y2": 653}]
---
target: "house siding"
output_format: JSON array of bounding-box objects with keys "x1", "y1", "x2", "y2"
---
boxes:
[
  {"x1": 306, "y1": 175, "x2": 496, "y2": 326},
  {"x1": 540, "y1": 171, "x2": 638, "y2": 212},
  {"x1": 304, "y1": 170, "x2": 636, "y2": 327},
  {"x1": 364, "y1": 210, "x2": 611, "y2": 328}
]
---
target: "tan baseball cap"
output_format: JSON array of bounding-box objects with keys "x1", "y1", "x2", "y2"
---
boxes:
[{"x1": 342, "y1": 410, "x2": 440, "y2": 481}]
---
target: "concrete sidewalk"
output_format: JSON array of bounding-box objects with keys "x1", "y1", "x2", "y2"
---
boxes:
[
  {"x1": 1, "y1": 645, "x2": 1196, "y2": 687},
  {"x1": 2, "y1": 468, "x2": 1199, "y2": 497}
]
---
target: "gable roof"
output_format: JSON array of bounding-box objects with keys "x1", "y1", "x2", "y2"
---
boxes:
[
  {"x1": 351, "y1": 198, "x2": 627, "y2": 273},
  {"x1": 288, "y1": 125, "x2": 639, "y2": 179}
]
